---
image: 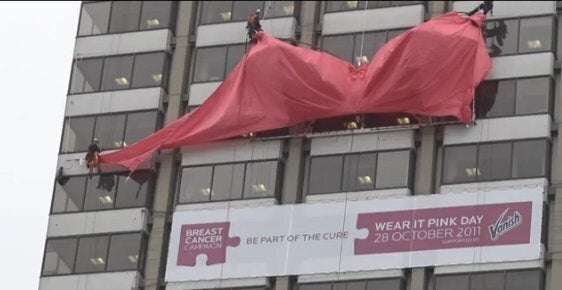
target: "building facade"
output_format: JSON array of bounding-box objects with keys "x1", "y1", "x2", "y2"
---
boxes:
[{"x1": 39, "y1": 1, "x2": 562, "y2": 290}]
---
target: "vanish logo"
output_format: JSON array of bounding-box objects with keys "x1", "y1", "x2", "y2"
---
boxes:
[{"x1": 489, "y1": 208, "x2": 522, "y2": 241}]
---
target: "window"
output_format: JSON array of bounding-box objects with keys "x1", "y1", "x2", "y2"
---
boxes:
[
  {"x1": 434, "y1": 269, "x2": 543, "y2": 290},
  {"x1": 42, "y1": 233, "x2": 145, "y2": 276},
  {"x1": 325, "y1": 1, "x2": 423, "y2": 13},
  {"x1": 69, "y1": 52, "x2": 170, "y2": 94},
  {"x1": 442, "y1": 139, "x2": 549, "y2": 184},
  {"x1": 307, "y1": 150, "x2": 413, "y2": 195},
  {"x1": 200, "y1": 1, "x2": 296, "y2": 24},
  {"x1": 299, "y1": 278, "x2": 404, "y2": 290},
  {"x1": 485, "y1": 16, "x2": 554, "y2": 56},
  {"x1": 322, "y1": 28, "x2": 408, "y2": 65},
  {"x1": 178, "y1": 160, "x2": 281, "y2": 204},
  {"x1": 476, "y1": 77, "x2": 552, "y2": 118},
  {"x1": 50, "y1": 171, "x2": 154, "y2": 214},
  {"x1": 78, "y1": 1, "x2": 175, "y2": 36},
  {"x1": 60, "y1": 111, "x2": 161, "y2": 154},
  {"x1": 193, "y1": 45, "x2": 246, "y2": 83}
]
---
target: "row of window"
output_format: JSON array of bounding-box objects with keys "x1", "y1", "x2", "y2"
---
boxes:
[
  {"x1": 52, "y1": 172, "x2": 153, "y2": 214},
  {"x1": 78, "y1": 1, "x2": 175, "y2": 37},
  {"x1": 306, "y1": 150, "x2": 413, "y2": 195},
  {"x1": 178, "y1": 160, "x2": 281, "y2": 204},
  {"x1": 475, "y1": 77, "x2": 552, "y2": 118},
  {"x1": 42, "y1": 233, "x2": 145, "y2": 276},
  {"x1": 192, "y1": 44, "x2": 246, "y2": 83},
  {"x1": 298, "y1": 278, "x2": 404, "y2": 290},
  {"x1": 60, "y1": 110, "x2": 161, "y2": 154},
  {"x1": 434, "y1": 269, "x2": 543, "y2": 290},
  {"x1": 200, "y1": 1, "x2": 296, "y2": 25},
  {"x1": 325, "y1": 1, "x2": 424, "y2": 13},
  {"x1": 70, "y1": 52, "x2": 169, "y2": 94},
  {"x1": 442, "y1": 139, "x2": 549, "y2": 184},
  {"x1": 322, "y1": 29, "x2": 407, "y2": 66},
  {"x1": 485, "y1": 16, "x2": 554, "y2": 56}
]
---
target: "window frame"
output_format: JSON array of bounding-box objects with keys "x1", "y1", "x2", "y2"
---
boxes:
[
  {"x1": 434, "y1": 269, "x2": 545, "y2": 290},
  {"x1": 40, "y1": 231, "x2": 148, "y2": 277},
  {"x1": 176, "y1": 158, "x2": 284, "y2": 204},
  {"x1": 198, "y1": 1, "x2": 299, "y2": 25},
  {"x1": 298, "y1": 277, "x2": 406, "y2": 290},
  {"x1": 323, "y1": 1, "x2": 426, "y2": 14},
  {"x1": 190, "y1": 43, "x2": 248, "y2": 84},
  {"x1": 68, "y1": 51, "x2": 171, "y2": 95},
  {"x1": 76, "y1": 1, "x2": 177, "y2": 37},
  {"x1": 441, "y1": 138, "x2": 551, "y2": 185},
  {"x1": 49, "y1": 170, "x2": 156, "y2": 214},
  {"x1": 306, "y1": 149, "x2": 415, "y2": 195}
]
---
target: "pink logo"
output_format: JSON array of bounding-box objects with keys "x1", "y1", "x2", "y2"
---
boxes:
[{"x1": 177, "y1": 222, "x2": 241, "y2": 266}]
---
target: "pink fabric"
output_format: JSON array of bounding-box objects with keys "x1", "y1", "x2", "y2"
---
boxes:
[{"x1": 101, "y1": 12, "x2": 491, "y2": 171}]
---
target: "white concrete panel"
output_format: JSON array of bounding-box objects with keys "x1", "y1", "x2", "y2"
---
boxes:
[
  {"x1": 188, "y1": 82, "x2": 221, "y2": 106},
  {"x1": 39, "y1": 271, "x2": 140, "y2": 290},
  {"x1": 310, "y1": 130, "x2": 415, "y2": 156},
  {"x1": 306, "y1": 188, "x2": 411, "y2": 203},
  {"x1": 167, "y1": 277, "x2": 269, "y2": 290},
  {"x1": 298, "y1": 269, "x2": 403, "y2": 283},
  {"x1": 453, "y1": 1, "x2": 555, "y2": 19},
  {"x1": 486, "y1": 53, "x2": 554, "y2": 80},
  {"x1": 322, "y1": 5, "x2": 424, "y2": 35},
  {"x1": 47, "y1": 208, "x2": 147, "y2": 237},
  {"x1": 65, "y1": 87, "x2": 165, "y2": 117},
  {"x1": 75, "y1": 29, "x2": 171, "y2": 58},
  {"x1": 440, "y1": 178, "x2": 548, "y2": 197},
  {"x1": 443, "y1": 115, "x2": 551, "y2": 145},
  {"x1": 57, "y1": 152, "x2": 153, "y2": 176},
  {"x1": 181, "y1": 139, "x2": 283, "y2": 166},
  {"x1": 175, "y1": 198, "x2": 278, "y2": 212},
  {"x1": 196, "y1": 17, "x2": 297, "y2": 47}
]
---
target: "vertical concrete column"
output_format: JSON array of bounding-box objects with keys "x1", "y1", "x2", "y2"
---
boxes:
[
  {"x1": 282, "y1": 137, "x2": 305, "y2": 204},
  {"x1": 415, "y1": 126, "x2": 437, "y2": 195},
  {"x1": 275, "y1": 276, "x2": 293, "y2": 290},
  {"x1": 144, "y1": 2, "x2": 194, "y2": 290},
  {"x1": 299, "y1": 1, "x2": 319, "y2": 46}
]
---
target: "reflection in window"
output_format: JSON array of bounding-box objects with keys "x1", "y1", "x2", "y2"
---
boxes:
[
  {"x1": 309, "y1": 155, "x2": 344, "y2": 194},
  {"x1": 52, "y1": 176, "x2": 87, "y2": 213},
  {"x1": 115, "y1": 174, "x2": 151, "y2": 208},
  {"x1": 109, "y1": 1, "x2": 142, "y2": 33},
  {"x1": 124, "y1": 111, "x2": 159, "y2": 146},
  {"x1": 477, "y1": 143, "x2": 511, "y2": 181},
  {"x1": 435, "y1": 270, "x2": 543, "y2": 290},
  {"x1": 42, "y1": 239, "x2": 77, "y2": 276},
  {"x1": 212, "y1": 164, "x2": 245, "y2": 200},
  {"x1": 193, "y1": 46, "x2": 228, "y2": 82},
  {"x1": 61, "y1": 117, "x2": 96, "y2": 153},
  {"x1": 70, "y1": 58, "x2": 104, "y2": 94},
  {"x1": 78, "y1": 2, "x2": 111, "y2": 36},
  {"x1": 94, "y1": 114, "x2": 126, "y2": 149},
  {"x1": 270, "y1": 1, "x2": 295, "y2": 17},
  {"x1": 519, "y1": 17, "x2": 553, "y2": 54},
  {"x1": 485, "y1": 16, "x2": 553, "y2": 56},
  {"x1": 84, "y1": 175, "x2": 117, "y2": 210},
  {"x1": 101, "y1": 55, "x2": 134, "y2": 91},
  {"x1": 225, "y1": 45, "x2": 246, "y2": 76},
  {"x1": 376, "y1": 151, "x2": 410, "y2": 188},
  {"x1": 140, "y1": 1, "x2": 173, "y2": 30},
  {"x1": 75, "y1": 236, "x2": 110, "y2": 274},
  {"x1": 232, "y1": 1, "x2": 264, "y2": 21},
  {"x1": 325, "y1": 1, "x2": 422, "y2": 12},
  {"x1": 244, "y1": 161, "x2": 278, "y2": 198},
  {"x1": 107, "y1": 233, "x2": 142, "y2": 271},
  {"x1": 516, "y1": 78, "x2": 551, "y2": 115},
  {"x1": 179, "y1": 166, "x2": 213, "y2": 203},
  {"x1": 132, "y1": 52, "x2": 167, "y2": 88},
  {"x1": 512, "y1": 140, "x2": 547, "y2": 178},
  {"x1": 443, "y1": 145, "x2": 477, "y2": 184},
  {"x1": 342, "y1": 153, "x2": 376, "y2": 192},
  {"x1": 200, "y1": 1, "x2": 233, "y2": 24}
]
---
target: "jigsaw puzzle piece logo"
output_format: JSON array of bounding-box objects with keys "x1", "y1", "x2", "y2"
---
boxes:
[{"x1": 177, "y1": 222, "x2": 241, "y2": 266}]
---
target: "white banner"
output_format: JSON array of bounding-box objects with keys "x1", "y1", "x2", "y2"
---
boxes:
[{"x1": 165, "y1": 187, "x2": 544, "y2": 282}]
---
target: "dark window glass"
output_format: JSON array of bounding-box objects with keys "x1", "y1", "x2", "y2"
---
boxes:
[
  {"x1": 244, "y1": 161, "x2": 278, "y2": 198},
  {"x1": 179, "y1": 166, "x2": 213, "y2": 203},
  {"x1": 323, "y1": 35, "x2": 354, "y2": 61},
  {"x1": 366, "y1": 279, "x2": 403, "y2": 290},
  {"x1": 435, "y1": 275, "x2": 470, "y2": 290},
  {"x1": 477, "y1": 143, "x2": 512, "y2": 181},
  {"x1": 376, "y1": 151, "x2": 410, "y2": 188},
  {"x1": 52, "y1": 177, "x2": 86, "y2": 213},
  {"x1": 505, "y1": 270, "x2": 541, "y2": 290},
  {"x1": 485, "y1": 19, "x2": 519, "y2": 56},
  {"x1": 132, "y1": 52, "x2": 166, "y2": 88},
  {"x1": 326, "y1": 1, "x2": 364, "y2": 12},
  {"x1": 75, "y1": 236, "x2": 110, "y2": 273},
  {"x1": 519, "y1": 17, "x2": 553, "y2": 54},
  {"x1": 94, "y1": 114, "x2": 126, "y2": 150},
  {"x1": 193, "y1": 47, "x2": 228, "y2": 82},
  {"x1": 101, "y1": 55, "x2": 134, "y2": 91},
  {"x1": 61, "y1": 117, "x2": 96, "y2": 153},
  {"x1": 343, "y1": 153, "x2": 377, "y2": 191},
  {"x1": 476, "y1": 80, "x2": 516, "y2": 118},
  {"x1": 354, "y1": 31, "x2": 386, "y2": 65},
  {"x1": 140, "y1": 1, "x2": 173, "y2": 30},
  {"x1": 115, "y1": 174, "x2": 150, "y2": 208},
  {"x1": 42, "y1": 238, "x2": 77, "y2": 276},
  {"x1": 309, "y1": 156, "x2": 344, "y2": 194},
  {"x1": 516, "y1": 77, "x2": 551, "y2": 115},
  {"x1": 270, "y1": 1, "x2": 296, "y2": 17},
  {"x1": 78, "y1": 2, "x2": 111, "y2": 36},
  {"x1": 70, "y1": 58, "x2": 104, "y2": 94},
  {"x1": 387, "y1": 29, "x2": 408, "y2": 41},
  {"x1": 226, "y1": 45, "x2": 247, "y2": 77},
  {"x1": 299, "y1": 283, "x2": 332, "y2": 290},
  {"x1": 470, "y1": 272, "x2": 504, "y2": 290},
  {"x1": 212, "y1": 164, "x2": 245, "y2": 200},
  {"x1": 443, "y1": 145, "x2": 477, "y2": 184},
  {"x1": 107, "y1": 233, "x2": 142, "y2": 271},
  {"x1": 200, "y1": 1, "x2": 232, "y2": 24},
  {"x1": 512, "y1": 140, "x2": 547, "y2": 178},
  {"x1": 124, "y1": 111, "x2": 159, "y2": 147},
  {"x1": 84, "y1": 175, "x2": 117, "y2": 210},
  {"x1": 344, "y1": 281, "x2": 366, "y2": 290},
  {"x1": 109, "y1": 1, "x2": 142, "y2": 33},
  {"x1": 233, "y1": 1, "x2": 264, "y2": 21}
]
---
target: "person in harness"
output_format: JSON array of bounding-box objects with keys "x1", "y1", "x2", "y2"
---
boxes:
[
  {"x1": 85, "y1": 137, "x2": 102, "y2": 179},
  {"x1": 246, "y1": 9, "x2": 262, "y2": 42},
  {"x1": 467, "y1": 1, "x2": 493, "y2": 16}
]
